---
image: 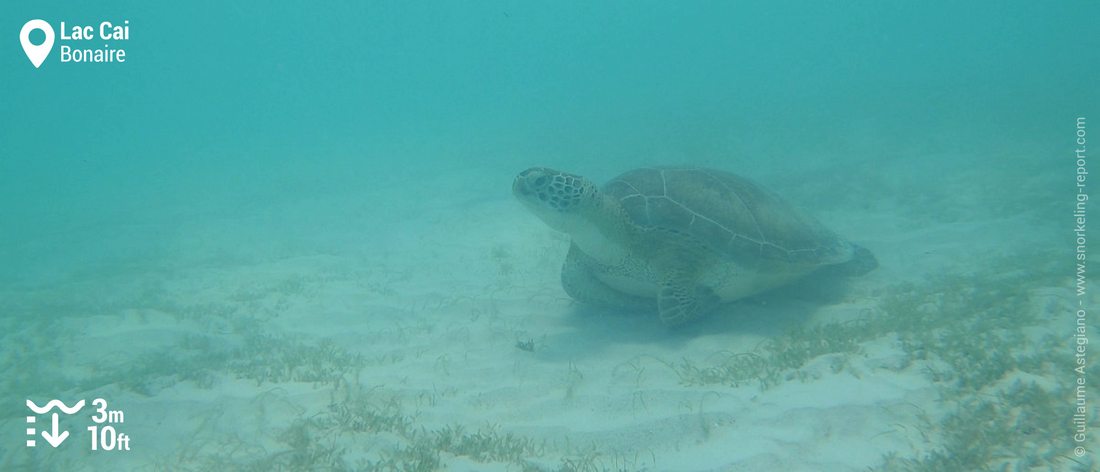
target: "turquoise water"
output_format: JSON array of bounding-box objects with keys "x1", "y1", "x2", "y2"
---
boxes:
[{"x1": 2, "y1": 1, "x2": 1098, "y2": 470}]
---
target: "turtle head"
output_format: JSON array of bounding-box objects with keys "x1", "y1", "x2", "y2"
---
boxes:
[{"x1": 513, "y1": 167, "x2": 599, "y2": 233}]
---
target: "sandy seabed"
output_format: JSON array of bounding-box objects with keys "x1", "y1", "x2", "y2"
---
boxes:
[{"x1": 1, "y1": 154, "x2": 1094, "y2": 471}]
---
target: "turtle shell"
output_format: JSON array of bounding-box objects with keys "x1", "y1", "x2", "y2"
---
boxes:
[{"x1": 602, "y1": 167, "x2": 854, "y2": 267}]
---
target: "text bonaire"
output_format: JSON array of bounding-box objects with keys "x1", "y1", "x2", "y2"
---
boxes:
[{"x1": 58, "y1": 21, "x2": 129, "y2": 63}]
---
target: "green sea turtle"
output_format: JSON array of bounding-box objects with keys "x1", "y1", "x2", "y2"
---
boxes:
[{"x1": 512, "y1": 166, "x2": 877, "y2": 326}]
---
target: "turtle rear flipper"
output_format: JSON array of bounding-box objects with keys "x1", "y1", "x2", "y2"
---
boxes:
[{"x1": 817, "y1": 244, "x2": 878, "y2": 277}]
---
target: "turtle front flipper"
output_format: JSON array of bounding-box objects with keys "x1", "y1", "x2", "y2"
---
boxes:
[
  {"x1": 561, "y1": 243, "x2": 652, "y2": 311},
  {"x1": 657, "y1": 270, "x2": 720, "y2": 326}
]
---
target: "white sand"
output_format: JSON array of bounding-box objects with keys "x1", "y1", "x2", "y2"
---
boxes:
[{"x1": 0, "y1": 154, "x2": 1082, "y2": 471}]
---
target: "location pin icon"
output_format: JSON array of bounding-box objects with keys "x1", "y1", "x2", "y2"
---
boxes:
[{"x1": 20, "y1": 19, "x2": 55, "y2": 68}]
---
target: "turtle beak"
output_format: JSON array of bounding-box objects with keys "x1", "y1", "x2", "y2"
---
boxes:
[
  {"x1": 513, "y1": 172, "x2": 532, "y2": 197},
  {"x1": 513, "y1": 167, "x2": 549, "y2": 200}
]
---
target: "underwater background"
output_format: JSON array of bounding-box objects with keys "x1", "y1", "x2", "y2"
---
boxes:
[{"x1": 2, "y1": 1, "x2": 1098, "y2": 470}]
